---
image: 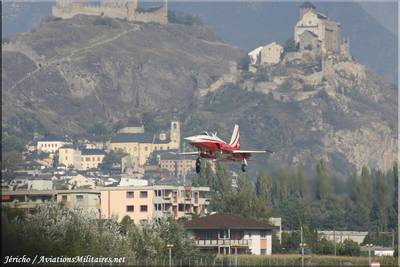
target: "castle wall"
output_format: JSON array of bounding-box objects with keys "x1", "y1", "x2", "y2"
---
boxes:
[{"x1": 52, "y1": 0, "x2": 168, "y2": 25}]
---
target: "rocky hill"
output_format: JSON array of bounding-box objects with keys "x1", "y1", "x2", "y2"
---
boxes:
[
  {"x1": 2, "y1": 15, "x2": 242, "y2": 134},
  {"x1": 2, "y1": 15, "x2": 397, "y2": 176}
]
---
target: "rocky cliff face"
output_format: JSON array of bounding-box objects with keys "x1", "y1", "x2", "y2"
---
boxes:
[{"x1": 2, "y1": 15, "x2": 396, "y2": 175}]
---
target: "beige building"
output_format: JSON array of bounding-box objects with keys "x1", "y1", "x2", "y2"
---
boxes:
[
  {"x1": 260, "y1": 42, "x2": 284, "y2": 65},
  {"x1": 99, "y1": 185, "x2": 210, "y2": 223},
  {"x1": 59, "y1": 147, "x2": 105, "y2": 170},
  {"x1": 57, "y1": 190, "x2": 101, "y2": 218},
  {"x1": 294, "y1": 2, "x2": 341, "y2": 53},
  {"x1": 59, "y1": 145, "x2": 81, "y2": 169},
  {"x1": 158, "y1": 153, "x2": 196, "y2": 178},
  {"x1": 109, "y1": 121, "x2": 180, "y2": 166},
  {"x1": 80, "y1": 149, "x2": 106, "y2": 170}
]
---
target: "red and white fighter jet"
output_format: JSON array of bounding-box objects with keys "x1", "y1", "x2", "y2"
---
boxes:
[{"x1": 172, "y1": 124, "x2": 273, "y2": 173}]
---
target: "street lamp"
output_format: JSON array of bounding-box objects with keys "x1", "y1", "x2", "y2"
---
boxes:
[
  {"x1": 231, "y1": 244, "x2": 240, "y2": 266},
  {"x1": 166, "y1": 243, "x2": 174, "y2": 267},
  {"x1": 366, "y1": 243, "x2": 373, "y2": 266},
  {"x1": 299, "y1": 242, "x2": 307, "y2": 267}
]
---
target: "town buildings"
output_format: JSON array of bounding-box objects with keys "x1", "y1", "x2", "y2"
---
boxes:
[
  {"x1": 184, "y1": 213, "x2": 276, "y2": 255},
  {"x1": 317, "y1": 230, "x2": 369, "y2": 245},
  {"x1": 1, "y1": 185, "x2": 210, "y2": 223},
  {"x1": 59, "y1": 147, "x2": 106, "y2": 170},
  {"x1": 109, "y1": 120, "x2": 180, "y2": 166}
]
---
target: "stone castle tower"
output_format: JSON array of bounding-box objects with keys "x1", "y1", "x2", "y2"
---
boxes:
[
  {"x1": 299, "y1": 1, "x2": 316, "y2": 19},
  {"x1": 52, "y1": 0, "x2": 168, "y2": 24}
]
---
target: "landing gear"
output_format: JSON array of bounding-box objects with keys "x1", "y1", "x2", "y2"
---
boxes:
[
  {"x1": 196, "y1": 157, "x2": 201, "y2": 174},
  {"x1": 241, "y1": 158, "x2": 248, "y2": 172}
]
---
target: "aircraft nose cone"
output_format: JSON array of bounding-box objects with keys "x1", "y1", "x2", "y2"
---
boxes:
[{"x1": 184, "y1": 136, "x2": 196, "y2": 143}]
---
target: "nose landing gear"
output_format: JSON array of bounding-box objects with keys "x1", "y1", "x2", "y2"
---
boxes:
[{"x1": 195, "y1": 157, "x2": 201, "y2": 174}]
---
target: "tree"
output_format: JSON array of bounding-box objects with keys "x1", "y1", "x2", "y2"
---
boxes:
[
  {"x1": 99, "y1": 150, "x2": 127, "y2": 172},
  {"x1": 315, "y1": 160, "x2": 332, "y2": 200},
  {"x1": 338, "y1": 239, "x2": 360, "y2": 256},
  {"x1": 255, "y1": 171, "x2": 272, "y2": 204}
]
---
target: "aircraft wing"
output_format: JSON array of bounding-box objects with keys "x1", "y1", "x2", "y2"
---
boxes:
[
  {"x1": 169, "y1": 151, "x2": 199, "y2": 156},
  {"x1": 232, "y1": 149, "x2": 274, "y2": 154}
]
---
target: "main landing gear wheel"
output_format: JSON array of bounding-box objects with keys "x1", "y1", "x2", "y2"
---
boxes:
[
  {"x1": 241, "y1": 158, "x2": 248, "y2": 172},
  {"x1": 196, "y1": 157, "x2": 201, "y2": 174},
  {"x1": 241, "y1": 164, "x2": 246, "y2": 172}
]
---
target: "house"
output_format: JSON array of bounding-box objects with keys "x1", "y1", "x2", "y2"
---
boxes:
[
  {"x1": 99, "y1": 185, "x2": 210, "y2": 223},
  {"x1": 260, "y1": 42, "x2": 284, "y2": 65},
  {"x1": 184, "y1": 213, "x2": 276, "y2": 255},
  {"x1": 37, "y1": 135, "x2": 71, "y2": 154}
]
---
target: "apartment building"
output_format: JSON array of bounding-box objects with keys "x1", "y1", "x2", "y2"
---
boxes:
[
  {"x1": 59, "y1": 147, "x2": 106, "y2": 170},
  {"x1": 56, "y1": 190, "x2": 101, "y2": 217},
  {"x1": 99, "y1": 185, "x2": 210, "y2": 223},
  {"x1": 157, "y1": 152, "x2": 196, "y2": 177},
  {"x1": 37, "y1": 135, "x2": 71, "y2": 154}
]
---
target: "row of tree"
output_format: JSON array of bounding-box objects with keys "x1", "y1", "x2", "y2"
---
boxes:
[
  {"x1": 1, "y1": 205, "x2": 212, "y2": 265},
  {"x1": 192, "y1": 160, "x2": 398, "y2": 252}
]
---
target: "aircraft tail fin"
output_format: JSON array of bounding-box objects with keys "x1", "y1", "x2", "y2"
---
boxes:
[{"x1": 229, "y1": 124, "x2": 240, "y2": 149}]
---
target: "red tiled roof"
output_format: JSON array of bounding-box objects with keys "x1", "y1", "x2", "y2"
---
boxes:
[{"x1": 184, "y1": 213, "x2": 275, "y2": 230}]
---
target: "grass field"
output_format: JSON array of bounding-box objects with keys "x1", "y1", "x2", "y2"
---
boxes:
[{"x1": 214, "y1": 254, "x2": 398, "y2": 266}]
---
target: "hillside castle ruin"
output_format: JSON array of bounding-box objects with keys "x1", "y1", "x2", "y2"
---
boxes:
[{"x1": 52, "y1": 0, "x2": 168, "y2": 24}]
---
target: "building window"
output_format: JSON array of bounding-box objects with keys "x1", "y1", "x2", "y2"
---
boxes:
[
  {"x1": 219, "y1": 230, "x2": 229, "y2": 239},
  {"x1": 65, "y1": 156, "x2": 68, "y2": 160},
  {"x1": 126, "y1": 191, "x2": 134, "y2": 198},
  {"x1": 140, "y1": 205, "x2": 148, "y2": 212},
  {"x1": 61, "y1": 195, "x2": 67, "y2": 201},
  {"x1": 140, "y1": 191, "x2": 148, "y2": 198},
  {"x1": 126, "y1": 205, "x2": 134, "y2": 212},
  {"x1": 261, "y1": 249, "x2": 267, "y2": 255},
  {"x1": 154, "y1": 190, "x2": 162, "y2": 197},
  {"x1": 145, "y1": 146, "x2": 148, "y2": 151},
  {"x1": 204, "y1": 232, "x2": 212, "y2": 240},
  {"x1": 178, "y1": 204, "x2": 184, "y2": 212},
  {"x1": 140, "y1": 219, "x2": 148, "y2": 225},
  {"x1": 261, "y1": 230, "x2": 268, "y2": 238},
  {"x1": 76, "y1": 195, "x2": 84, "y2": 201},
  {"x1": 86, "y1": 157, "x2": 90, "y2": 161},
  {"x1": 97, "y1": 157, "x2": 100, "y2": 161}
]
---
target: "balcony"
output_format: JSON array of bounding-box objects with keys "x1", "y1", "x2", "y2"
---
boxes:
[{"x1": 195, "y1": 239, "x2": 251, "y2": 247}]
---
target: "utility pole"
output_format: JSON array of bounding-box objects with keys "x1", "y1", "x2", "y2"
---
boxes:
[
  {"x1": 166, "y1": 243, "x2": 174, "y2": 267},
  {"x1": 299, "y1": 226, "x2": 307, "y2": 267},
  {"x1": 366, "y1": 243, "x2": 373, "y2": 266},
  {"x1": 334, "y1": 229, "x2": 336, "y2": 256}
]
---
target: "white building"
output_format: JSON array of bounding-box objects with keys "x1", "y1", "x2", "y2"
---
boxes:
[
  {"x1": 37, "y1": 135, "x2": 71, "y2": 154},
  {"x1": 248, "y1": 46, "x2": 263, "y2": 65},
  {"x1": 317, "y1": 230, "x2": 368, "y2": 244},
  {"x1": 27, "y1": 179, "x2": 53, "y2": 190}
]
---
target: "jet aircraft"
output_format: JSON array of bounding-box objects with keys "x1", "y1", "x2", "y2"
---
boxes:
[{"x1": 172, "y1": 125, "x2": 273, "y2": 173}]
